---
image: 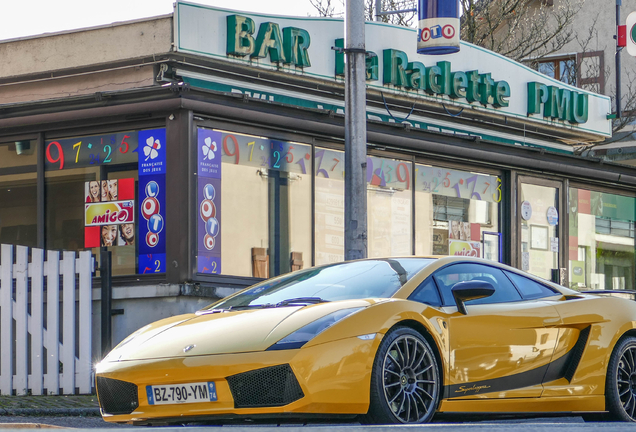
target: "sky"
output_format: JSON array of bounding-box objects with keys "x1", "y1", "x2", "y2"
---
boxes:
[{"x1": 0, "y1": 0, "x2": 321, "y2": 41}]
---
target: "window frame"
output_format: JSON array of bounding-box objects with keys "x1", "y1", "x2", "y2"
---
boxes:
[
  {"x1": 432, "y1": 262, "x2": 524, "y2": 307},
  {"x1": 503, "y1": 269, "x2": 560, "y2": 300}
]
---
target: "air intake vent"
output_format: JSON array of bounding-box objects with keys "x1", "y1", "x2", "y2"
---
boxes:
[
  {"x1": 564, "y1": 326, "x2": 591, "y2": 382},
  {"x1": 96, "y1": 376, "x2": 139, "y2": 415},
  {"x1": 226, "y1": 364, "x2": 304, "y2": 408}
]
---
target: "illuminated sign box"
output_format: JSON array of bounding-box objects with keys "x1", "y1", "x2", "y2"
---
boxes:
[{"x1": 85, "y1": 200, "x2": 135, "y2": 226}]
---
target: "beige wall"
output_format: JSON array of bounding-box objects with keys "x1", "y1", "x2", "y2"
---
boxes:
[
  {"x1": 0, "y1": 16, "x2": 173, "y2": 78},
  {"x1": 0, "y1": 65, "x2": 156, "y2": 104},
  {"x1": 0, "y1": 16, "x2": 172, "y2": 104}
]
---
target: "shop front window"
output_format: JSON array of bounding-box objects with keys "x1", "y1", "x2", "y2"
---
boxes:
[
  {"x1": 314, "y1": 148, "x2": 345, "y2": 265},
  {"x1": 569, "y1": 188, "x2": 635, "y2": 291},
  {"x1": 196, "y1": 128, "x2": 312, "y2": 279},
  {"x1": 314, "y1": 151, "x2": 413, "y2": 265},
  {"x1": 0, "y1": 141, "x2": 37, "y2": 248},
  {"x1": 415, "y1": 165, "x2": 501, "y2": 261},
  {"x1": 367, "y1": 156, "x2": 412, "y2": 257},
  {"x1": 44, "y1": 130, "x2": 158, "y2": 276}
]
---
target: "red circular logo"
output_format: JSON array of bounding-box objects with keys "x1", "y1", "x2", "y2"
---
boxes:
[
  {"x1": 200, "y1": 199, "x2": 216, "y2": 221},
  {"x1": 142, "y1": 197, "x2": 160, "y2": 220},
  {"x1": 421, "y1": 28, "x2": 431, "y2": 42},
  {"x1": 146, "y1": 232, "x2": 159, "y2": 247},
  {"x1": 442, "y1": 25, "x2": 455, "y2": 39},
  {"x1": 204, "y1": 234, "x2": 215, "y2": 251}
]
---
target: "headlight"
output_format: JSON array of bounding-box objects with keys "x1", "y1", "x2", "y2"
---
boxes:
[{"x1": 267, "y1": 307, "x2": 363, "y2": 351}]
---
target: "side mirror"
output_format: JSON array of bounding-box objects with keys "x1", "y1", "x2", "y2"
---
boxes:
[{"x1": 451, "y1": 280, "x2": 495, "y2": 315}]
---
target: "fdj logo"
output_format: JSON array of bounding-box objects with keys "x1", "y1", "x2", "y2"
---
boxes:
[{"x1": 420, "y1": 24, "x2": 455, "y2": 42}]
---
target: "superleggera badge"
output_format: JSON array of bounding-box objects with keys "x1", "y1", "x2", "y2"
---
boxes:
[
  {"x1": 183, "y1": 344, "x2": 196, "y2": 353},
  {"x1": 455, "y1": 384, "x2": 491, "y2": 394}
]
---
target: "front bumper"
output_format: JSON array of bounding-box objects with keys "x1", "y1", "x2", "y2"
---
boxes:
[{"x1": 95, "y1": 335, "x2": 379, "y2": 424}]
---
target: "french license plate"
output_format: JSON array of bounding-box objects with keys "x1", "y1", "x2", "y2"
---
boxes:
[{"x1": 146, "y1": 382, "x2": 217, "y2": 405}]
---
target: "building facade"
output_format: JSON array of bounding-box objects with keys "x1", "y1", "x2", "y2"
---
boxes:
[{"x1": 0, "y1": 1, "x2": 634, "y2": 353}]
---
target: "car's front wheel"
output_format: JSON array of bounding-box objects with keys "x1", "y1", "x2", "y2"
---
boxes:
[
  {"x1": 606, "y1": 336, "x2": 636, "y2": 421},
  {"x1": 363, "y1": 326, "x2": 440, "y2": 424}
]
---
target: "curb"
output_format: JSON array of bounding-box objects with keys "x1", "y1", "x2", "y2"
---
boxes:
[
  {"x1": 0, "y1": 408, "x2": 100, "y2": 417},
  {"x1": 0, "y1": 424, "x2": 65, "y2": 429}
]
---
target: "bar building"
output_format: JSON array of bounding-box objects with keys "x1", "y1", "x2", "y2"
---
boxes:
[{"x1": 0, "y1": 2, "x2": 634, "y2": 347}]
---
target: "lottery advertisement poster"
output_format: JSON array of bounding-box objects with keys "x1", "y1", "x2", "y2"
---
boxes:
[
  {"x1": 84, "y1": 178, "x2": 135, "y2": 248},
  {"x1": 138, "y1": 128, "x2": 167, "y2": 273},
  {"x1": 197, "y1": 128, "x2": 222, "y2": 274}
]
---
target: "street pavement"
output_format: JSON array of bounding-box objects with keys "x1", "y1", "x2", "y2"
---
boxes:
[
  {"x1": 0, "y1": 396, "x2": 635, "y2": 431},
  {"x1": 0, "y1": 395, "x2": 99, "y2": 418}
]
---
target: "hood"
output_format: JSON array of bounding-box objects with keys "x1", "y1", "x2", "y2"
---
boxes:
[{"x1": 110, "y1": 299, "x2": 372, "y2": 361}]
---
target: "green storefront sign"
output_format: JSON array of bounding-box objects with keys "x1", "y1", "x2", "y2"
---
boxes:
[{"x1": 225, "y1": 14, "x2": 589, "y2": 125}]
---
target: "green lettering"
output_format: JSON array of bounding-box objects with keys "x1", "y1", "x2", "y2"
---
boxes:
[
  {"x1": 426, "y1": 65, "x2": 442, "y2": 94},
  {"x1": 527, "y1": 82, "x2": 549, "y2": 115},
  {"x1": 335, "y1": 38, "x2": 344, "y2": 77},
  {"x1": 383, "y1": 49, "x2": 409, "y2": 87},
  {"x1": 479, "y1": 73, "x2": 494, "y2": 106},
  {"x1": 252, "y1": 22, "x2": 286, "y2": 63},
  {"x1": 226, "y1": 15, "x2": 255, "y2": 57},
  {"x1": 545, "y1": 86, "x2": 571, "y2": 121},
  {"x1": 366, "y1": 52, "x2": 379, "y2": 81},
  {"x1": 406, "y1": 62, "x2": 426, "y2": 90},
  {"x1": 437, "y1": 61, "x2": 452, "y2": 96},
  {"x1": 283, "y1": 27, "x2": 311, "y2": 68},
  {"x1": 450, "y1": 72, "x2": 467, "y2": 99},
  {"x1": 493, "y1": 81, "x2": 510, "y2": 108},
  {"x1": 570, "y1": 92, "x2": 588, "y2": 124},
  {"x1": 466, "y1": 71, "x2": 480, "y2": 103}
]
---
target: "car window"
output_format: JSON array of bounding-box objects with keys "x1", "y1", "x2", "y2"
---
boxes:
[
  {"x1": 433, "y1": 263, "x2": 522, "y2": 306},
  {"x1": 205, "y1": 258, "x2": 435, "y2": 309},
  {"x1": 408, "y1": 277, "x2": 442, "y2": 306},
  {"x1": 505, "y1": 271, "x2": 559, "y2": 299}
]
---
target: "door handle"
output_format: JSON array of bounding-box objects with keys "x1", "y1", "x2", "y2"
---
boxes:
[{"x1": 543, "y1": 317, "x2": 560, "y2": 326}]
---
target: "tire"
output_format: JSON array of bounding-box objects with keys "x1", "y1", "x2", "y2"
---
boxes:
[
  {"x1": 606, "y1": 336, "x2": 636, "y2": 422},
  {"x1": 363, "y1": 326, "x2": 440, "y2": 424}
]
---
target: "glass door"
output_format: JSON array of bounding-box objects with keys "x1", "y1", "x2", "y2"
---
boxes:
[{"x1": 518, "y1": 177, "x2": 564, "y2": 283}]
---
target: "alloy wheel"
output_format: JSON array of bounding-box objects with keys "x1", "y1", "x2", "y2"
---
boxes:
[
  {"x1": 618, "y1": 344, "x2": 636, "y2": 419},
  {"x1": 381, "y1": 334, "x2": 438, "y2": 423}
]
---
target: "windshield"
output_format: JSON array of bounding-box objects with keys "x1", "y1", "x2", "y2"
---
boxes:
[{"x1": 204, "y1": 258, "x2": 434, "y2": 310}]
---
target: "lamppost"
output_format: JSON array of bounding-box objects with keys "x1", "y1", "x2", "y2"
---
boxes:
[{"x1": 344, "y1": 0, "x2": 368, "y2": 260}]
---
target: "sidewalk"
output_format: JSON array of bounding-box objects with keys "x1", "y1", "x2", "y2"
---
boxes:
[{"x1": 0, "y1": 396, "x2": 100, "y2": 417}]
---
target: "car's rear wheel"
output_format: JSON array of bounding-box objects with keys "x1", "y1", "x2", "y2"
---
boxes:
[
  {"x1": 606, "y1": 336, "x2": 636, "y2": 422},
  {"x1": 363, "y1": 326, "x2": 440, "y2": 424}
]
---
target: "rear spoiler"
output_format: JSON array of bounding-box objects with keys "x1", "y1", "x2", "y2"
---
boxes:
[{"x1": 580, "y1": 290, "x2": 636, "y2": 300}]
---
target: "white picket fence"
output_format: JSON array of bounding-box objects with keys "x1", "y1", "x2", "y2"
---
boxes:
[{"x1": 0, "y1": 244, "x2": 93, "y2": 395}]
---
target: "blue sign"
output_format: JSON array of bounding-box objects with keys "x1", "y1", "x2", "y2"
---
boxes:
[
  {"x1": 138, "y1": 129, "x2": 167, "y2": 176},
  {"x1": 139, "y1": 175, "x2": 166, "y2": 255},
  {"x1": 417, "y1": 0, "x2": 460, "y2": 55}
]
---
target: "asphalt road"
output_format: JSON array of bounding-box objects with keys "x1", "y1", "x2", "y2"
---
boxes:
[{"x1": 2, "y1": 415, "x2": 636, "y2": 431}]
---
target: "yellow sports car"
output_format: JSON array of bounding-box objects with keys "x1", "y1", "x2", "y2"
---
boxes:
[{"x1": 95, "y1": 256, "x2": 636, "y2": 425}]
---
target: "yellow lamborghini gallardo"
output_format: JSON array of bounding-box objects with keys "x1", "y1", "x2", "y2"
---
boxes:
[{"x1": 95, "y1": 256, "x2": 636, "y2": 425}]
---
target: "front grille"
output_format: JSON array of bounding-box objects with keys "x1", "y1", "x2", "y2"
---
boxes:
[
  {"x1": 96, "y1": 376, "x2": 139, "y2": 415},
  {"x1": 226, "y1": 364, "x2": 304, "y2": 408}
]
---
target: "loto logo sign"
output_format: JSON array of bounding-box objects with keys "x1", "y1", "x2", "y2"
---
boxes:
[{"x1": 85, "y1": 200, "x2": 135, "y2": 226}]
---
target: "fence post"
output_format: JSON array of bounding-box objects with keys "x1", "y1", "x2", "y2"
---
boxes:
[
  {"x1": 30, "y1": 248, "x2": 45, "y2": 395},
  {"x1": 45, "y1": 250, "x2": 60, "y2": 395},
  {"x1": 78, "y1": 251, "x2": 93, "y2": 394},
  {"x1": 61, "y1": 251, "x2": 76, "y2": 395},
  {"x1": 0, "y1": 245, "x2": 13, "y2": 395}
]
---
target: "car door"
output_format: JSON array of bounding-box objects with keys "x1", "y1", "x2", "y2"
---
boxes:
[{"x1": 435, "y1": 262, "x2": 562, "y2": 399}]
